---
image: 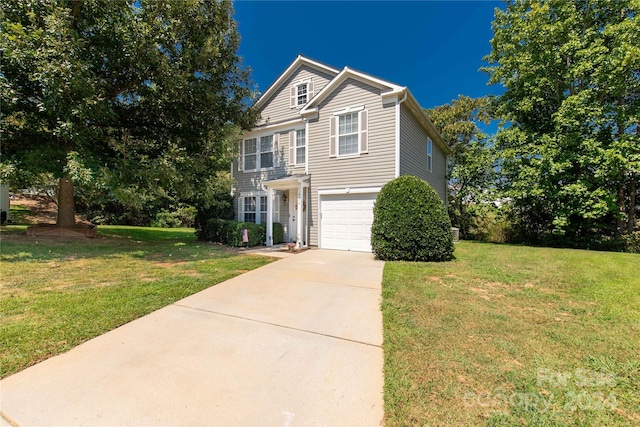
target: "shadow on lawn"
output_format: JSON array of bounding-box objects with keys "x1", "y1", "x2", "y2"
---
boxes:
[{"x1": 0, "y1": 226, "x2": 239, "y2": 264}]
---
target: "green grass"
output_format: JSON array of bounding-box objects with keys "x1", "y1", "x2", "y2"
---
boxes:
[
  {"x1": 0, "y1": 225, "x2": 274, "y2": 379},
  {"x1": 383, "y1": 241, "x2": 640, "y2": 426}
]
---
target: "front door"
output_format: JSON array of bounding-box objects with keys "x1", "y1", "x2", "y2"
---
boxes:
[{"x1": 289, "y1": 193, "x2": 297, "y2": 243}]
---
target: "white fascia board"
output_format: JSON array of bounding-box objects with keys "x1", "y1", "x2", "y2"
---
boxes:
[
  {"x1": 242, "y1": 118, "x2": 305, "y2": 137},
  {"x1": 318, "y1": 186, "x2": 382, "y2": 196},
  {"x1": 301, "y1": 67, "x2": 403, "y2": 113},
  {"x1": 254, "y1": 55, "x2": 340, "y2": 110}
]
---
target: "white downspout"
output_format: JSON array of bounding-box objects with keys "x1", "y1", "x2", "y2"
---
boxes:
[
  {"x1": 266, "y1": 187, "x2": 274, "y2": 247},
  {"x1": 395, "y1": 89, "x2": 408, "y2": 178},
  {"x1": 296, "y1": 181, "x2": 303, "y2": 249}
]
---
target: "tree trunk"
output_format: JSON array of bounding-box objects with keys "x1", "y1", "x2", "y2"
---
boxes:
[
  {"x1": 629, "y1": 176, "x2": 636, "y2": 234},
  {"x1": 56, "y1": 175, "x2": 75, "y2": 227}
]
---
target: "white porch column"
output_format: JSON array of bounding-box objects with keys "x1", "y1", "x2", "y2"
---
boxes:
[
  {"x1": 266, "y1": 187, "x2": 274, "y2": 247},
  {"x1": 296, "y1": 182, "x2": 303, "y2": 249}
]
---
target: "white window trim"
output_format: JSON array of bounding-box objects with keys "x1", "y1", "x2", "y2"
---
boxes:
[
  {"x1": 242, "y1": 133, "x2": 277, "y2": 172},
  {"x1": 240, "y1": 192, "x2": 269, "y2": 224},
  {"x1": 331, "y1": 108, "x2": 368, "y2": 159},
  {"x1": 427, "y1": 137, "x2": 433, "y2": 173},
  {"x1": 291, "y1": 79, "x2": 313, "y2": 109},
  {"x1": 295, "y1": 128, "x2": 307, "y2": 166}
]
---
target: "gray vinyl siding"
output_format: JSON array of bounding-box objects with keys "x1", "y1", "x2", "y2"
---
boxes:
[
  {"x1": 398, "y1": 104, "x2": 447, "y2": 201},
  {"x1": 307, "y1": 78, "x2": 397, "y2": 246},
  {"x1": 259, "y1": 65, "x2": 336, "y2": 125}
]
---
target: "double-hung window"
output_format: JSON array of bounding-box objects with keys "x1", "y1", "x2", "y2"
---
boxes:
[
  {"x1": 427, "y1": 138, "x2": 433, "y2": 172},
  {"x1": 243, "y1": 197, "x2": 256, "y2": 223},
  {"x1": 290, "y1": 80, "x2": 314, "y2": 108},
  {"x1": 296, "y1": 83, "x2": 308, "y2": 106},
  {"x1": 329, "y1": 108, "x2": 368, "y2": 158},
  {"x1": 242, "y1": 195, "x2": 268, "y2": 224},
  {"x1": 243, "y1": 135, "x2": 275, "y2": 171},
  {"x1": 260, "y1": 136, "x2": 274, "y2": 169},
  {"x1": 296, "y1": 129, "x2": 306, "y2": 164},
  {"x1": 338, "y1": 113, "x2": 359, "y2": 156},
  {"x1": 243, "y1": 138, "x2": 257, "y2": 171}
]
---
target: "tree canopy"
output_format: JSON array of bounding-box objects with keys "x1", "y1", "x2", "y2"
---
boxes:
[
  {"x1": 1, "y1": 0, "x2": 257, "y2": 226},
  {"x1": 426, "y1": 96, "x2": 496, "y2": 238},
  {"x1": 484, "y1": 0, "x2": 639, "y2": 246}
]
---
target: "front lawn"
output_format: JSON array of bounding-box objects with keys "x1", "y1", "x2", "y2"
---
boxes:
[
  {"x1": 383, "y1": 241, "x2": 639, "y2": 426},
  {"x1": 0, "y1": 225, "x2": 274, "y2": 379}
]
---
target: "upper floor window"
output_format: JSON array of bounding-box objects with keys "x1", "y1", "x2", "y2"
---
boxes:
[
  {"x1": 297, "y1": 83, "x2": 308, "y2": 106},
  {"x1": 243, "y1": 135, "x2": 275, "y2": 171},
  {"x1": 244, "y1": 138, "x2": 257, "y2": 170},
  {"x1": 296, "y1": 129, "x2": 306, "y2": 164},
  {"x1": 329, "y1": 108, "x2": 368, "y2": 158},
  {"x1": 427, "y1": 138, "x2": 433, "y2": 172},
  {"x1": 260, "y1": 135, "x2": 274, "y2": 169},
  {"x1": 338, "y1": 113, "x2": 359, "y2": 156},
  {"x1": 290, "y1": 80, "x2": 314, "y2": 108}
]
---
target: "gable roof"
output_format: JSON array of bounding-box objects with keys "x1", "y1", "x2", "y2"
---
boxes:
[
  {"x1": 253, "y1": 55, "x2": 340, "y2": 111},
  {"x1": 254, "y1": 55, "x2": 450, "y2": 155},
  {"x1": 299, "y1": 66, "x2": 404, "y2": 112}
]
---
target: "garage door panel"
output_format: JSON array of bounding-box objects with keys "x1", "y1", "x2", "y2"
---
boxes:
[{"x1": 320, "y1": 193, "x2": 377, "y2": 252}]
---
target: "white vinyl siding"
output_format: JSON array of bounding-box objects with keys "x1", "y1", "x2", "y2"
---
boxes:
[
  {"x1": 308, "y1": 77, "x2": 396, "y2": 247},
  {"x1": 262, "y1": 65, "x2": 334, "y2": 123},
  {"x1": 398, "y1": 103, "x2": 447, "y2": 200}
]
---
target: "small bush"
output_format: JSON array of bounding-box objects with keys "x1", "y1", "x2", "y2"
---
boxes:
[
  {"x1": 371, "y1": 175, "x2": 454, "y2": 262},
  {"x1": 151, "y1": 205, "x2": 197, "y2": 228},
  {"x1": 199, "y1": 219, "x2": 266, "y2": 247},
  {"x1": 272, "y1": 222, "x2": 284, "y2": 244},
  {"x1": 152, "y1": 211, "x2": 182, "y2": 228}
]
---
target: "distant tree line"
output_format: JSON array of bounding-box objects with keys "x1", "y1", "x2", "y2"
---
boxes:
[{"x1": 428, "y1": 0, "x2": 639, "y2": 252}]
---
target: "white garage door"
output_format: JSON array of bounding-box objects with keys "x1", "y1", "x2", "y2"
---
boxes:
[{"x1": 320, "y1": 193, "x2": 377, "y2": 252}]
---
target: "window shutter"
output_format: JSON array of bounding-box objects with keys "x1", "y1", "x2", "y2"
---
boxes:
[
  {"x1": 237, "y1": 140, "x2": 243, "y2": 171},
  {"x1": 273, "y1": 133, "x2": 279, "y2": 166},
  {"x1": 360, "y1": 110, "x2": 368, "y2": 153},
  {"x1": 289, "y1": 130, "x2": 295, "y2": 165},
  {"x1": 290, "y1": 86, "x2": 296, "y2": 108},
  {"x1": 238, "y1": 197, "x2": 243, "y2": 222},
  {"x1": 308, "y1": 80, "x2": 314, "y2": 100},
  {"x1": 330, "y1": 116, "x2": 337, "y2": 157}
]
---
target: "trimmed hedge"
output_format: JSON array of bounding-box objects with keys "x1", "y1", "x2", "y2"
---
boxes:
[
  {"x1": 371, "y1": 175, "x2": 454, "y2": 262},
  {"x1": 198, "y1": 219, "x2": 285, "y2": 247},
  {"x1": 273, "y1": 222, "x2": 284, "y2": 244}
]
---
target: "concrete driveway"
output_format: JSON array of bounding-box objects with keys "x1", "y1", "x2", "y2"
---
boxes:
[{"x1": 0, "y1": 250, "x2": 384, "y2": 426}]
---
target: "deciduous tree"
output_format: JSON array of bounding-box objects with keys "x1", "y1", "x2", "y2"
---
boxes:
[
  {"x1": 426, "y1": 96, "x2": 496, "y2": 238},
  {"x1": 485, "y1": 0, "x2": 640, "y2": 245},
  {"x1": 1, "y1": 0, "x2": 257, "y2": 226}
]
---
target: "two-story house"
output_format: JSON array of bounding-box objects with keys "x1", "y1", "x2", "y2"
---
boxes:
[{"x1": 232, "y1": 55, "x2": 450, "y2": 252}]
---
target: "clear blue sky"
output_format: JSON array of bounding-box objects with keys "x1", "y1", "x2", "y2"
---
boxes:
[{"x1": 233, "y1": 0, "x2": 505, "y2": 110}]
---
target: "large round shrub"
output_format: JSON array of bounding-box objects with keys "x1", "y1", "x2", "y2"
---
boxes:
[{"x1": 371, "y1": 175, "x2": 454, "y2": 261}]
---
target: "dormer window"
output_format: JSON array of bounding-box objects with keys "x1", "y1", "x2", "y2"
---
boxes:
[{"x1": 290, "y1": 80, "x2": 314, "y2": 108}]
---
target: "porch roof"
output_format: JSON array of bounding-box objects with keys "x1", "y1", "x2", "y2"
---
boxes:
[{"x1": 263, "y1": 174, "x2": 310, "y2": 190}]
